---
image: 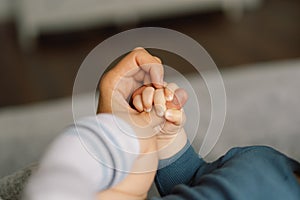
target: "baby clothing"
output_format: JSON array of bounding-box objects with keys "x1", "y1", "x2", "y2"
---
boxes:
[
  {"x1": 1, "y1": 114, "x2": 299, "y2": 200},
  {"x1": 23, "y1": 114, "x2": 140, "y2": 200},
  {"x1": 153, "y1": 143, "x2": 300, "y2": 199}
]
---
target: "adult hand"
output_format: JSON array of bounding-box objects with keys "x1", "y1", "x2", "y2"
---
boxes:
[
  {"x1": 97, "y1": 47, "x2": 167, "y2": 151},
  {"x1": 96, "y1": 48, "x2": 165, "y2": 200},
  {"x1": 98, "y1": 47, "x2": 163, "y2": 114}
]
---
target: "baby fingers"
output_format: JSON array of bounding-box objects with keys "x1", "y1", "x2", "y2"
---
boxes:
[
  {"x1": 132, "y1": 94, "x2": 143, "y2": 112},
  {"x1": 154, "y1": 89, "x2": 166, "y2": 117},
  {"x1": 164, "y1": 83, "x2": 178, "y2": 101},
  {"x1": 142, "y1": 86, "x2": 155, "y2": 112},
  {"x1": 166, "y1": 88, "x2": 188, "y2": 110},
  {"x1": 132, "y1": 86, "x2": 154, "y2": 112},
  {"x1": 164, "y1": 109, "x2": 186, "y2": 126}
]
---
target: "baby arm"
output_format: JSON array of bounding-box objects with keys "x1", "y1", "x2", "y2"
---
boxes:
[{"x1": 132, "y1": 83, "x2": 207, "y2": 197}]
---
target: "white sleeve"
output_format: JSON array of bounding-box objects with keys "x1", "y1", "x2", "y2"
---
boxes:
[{"x1": 23, "y1": 114, "x2": 140, "y2": 200}]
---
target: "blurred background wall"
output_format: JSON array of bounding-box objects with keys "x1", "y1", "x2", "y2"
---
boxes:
[{"x1": 0, "y1": 0, "x2": 299, "y2": 107}]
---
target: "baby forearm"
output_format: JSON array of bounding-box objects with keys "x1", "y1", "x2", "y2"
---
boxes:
[{"x1": 157, "y1": 129, "x2": 187, "y2": 160}]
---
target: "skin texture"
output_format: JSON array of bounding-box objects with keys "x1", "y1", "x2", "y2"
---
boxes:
[
  {"x1": 98, "y1": 47, "x2": 164, "y2": 114},
  {"x1": 131, "y1": 84, "x2": 189, "y2": 159},
  {"x1": 97, "y1": 48, "x2": 163, "y2": 200},
  {"x1": 96, "y1": 48, "x2": 188, "y2": 200},
  {"x1": 94, "y1": 47, "x2": 300, "y2": 199},
  {"x1": 97, "y1": 86, "x2": 188, "y2": 200}
]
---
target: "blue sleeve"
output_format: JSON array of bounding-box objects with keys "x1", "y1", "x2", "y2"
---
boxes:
[
  {"x1": 155, "y1": 141, "x2": 206, "y2": 196},
  {"x1": 152, "y1": 146, "x2": 300, "y2": 200}
]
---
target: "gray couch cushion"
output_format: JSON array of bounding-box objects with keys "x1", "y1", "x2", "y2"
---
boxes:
[{"x1": 0, "y1": 164, "x2": 38, "y2": 200}]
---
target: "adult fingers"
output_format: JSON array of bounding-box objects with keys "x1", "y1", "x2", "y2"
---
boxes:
[
  {"x1": 133, "y1": 48, "x2": 164, "y2": 88},
  {"x1": 133, "y1": 70, "x2": 145, "y2": 82},
  {"x1": 154, "y1": 89, "x2": 166, "y2": 117},
  {"x1": 143, "y1": 74, "x2": 151, "y2": 86},
  {"x1": 106, "y1": 48, "x2": 163, "y2": 88},
  {"x1": 153, "y1": 56, "x2": 162, "y2": 64}
]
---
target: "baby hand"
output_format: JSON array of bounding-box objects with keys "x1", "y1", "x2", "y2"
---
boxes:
[{"x1": 131, "y1": 83, "x2": 188, "y2": 159}]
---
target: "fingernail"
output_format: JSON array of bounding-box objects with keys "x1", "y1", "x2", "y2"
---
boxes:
[
  {"x1": 169, "y1": 89, "x2": 188, "y2": 109},
  {"x1": 144, "y1": 107, "x2": 151, "y2": 113},
  {"x1": 173, "y1": 96, "x2": 180, "y2": 105},
  {"x1": 166, "y1": 95, "x2": 173, "y2": 101},
  {"x1": 134, "y1": 47, "x2": 144, "y2": 50},
  {"x1": 155, "y1": 105, "x2": 164, "y2": 117},
  {"x1": 165, "y1": 110, "x2": 173, "y2": 121}
]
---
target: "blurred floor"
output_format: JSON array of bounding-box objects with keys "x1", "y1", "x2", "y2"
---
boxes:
[{"x1": 0, "y1": 0, "x2": 299, "y2": 107}]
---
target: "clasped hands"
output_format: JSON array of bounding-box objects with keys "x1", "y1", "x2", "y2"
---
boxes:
[{"x1": 97, "y1": 48, "x2": 188, "y2": 200}]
